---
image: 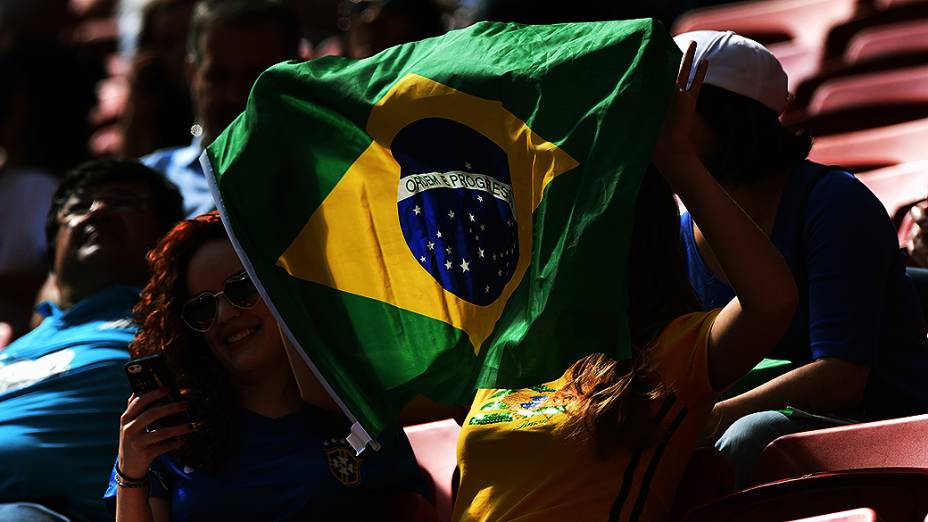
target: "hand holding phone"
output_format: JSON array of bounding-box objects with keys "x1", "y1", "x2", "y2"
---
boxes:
[
  {"x1": 124, "y1": 354, "x2": 192, "y2": 429},
  {"x1": 118, "y1": 354, "x2": 199, "y2": 479}
]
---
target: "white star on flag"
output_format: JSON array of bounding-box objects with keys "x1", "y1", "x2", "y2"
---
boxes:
[
  {"x1": 465, "y1": 161, "x2": 472, "y2": 170},
  {"x1": 478, "y1": 248, "x2": 485, "y2": 258},
  {"x1": 460, "y1": 259, "x2": 470, "y2": 272},
  {"x1": 485, "y1": 285, "x2": 490, "y2": 293},
  {"x1": 477, "y1": 195, "x2": 483, "y2": 203},
  {"x1": 444, "y1": 260, "x2": 452, "y2": 270},
  {"x1": 436, "y1": 230, "x2": 442, "y2": 238},
  {"x1": 414, "y1": 205, "x2": 421, "y2": 215},
  {"x1": 480, "y1": 224, "x2": 486, "y2": 231},
  {"x1": 448, "y1": 210, "x2": 455, "y2": 219},
  {"x1": 469, "y1": 213, "x2": 476, "y2": 222},
  {"x1": 427, "y1": 241, "x2": 435, "y2": 251},
  {"x1": 419, "y1": 256, "x2": 426, "y2": 263},
  {"x1": 446, "y1": 246, "x2": 452, "y2": 254}
]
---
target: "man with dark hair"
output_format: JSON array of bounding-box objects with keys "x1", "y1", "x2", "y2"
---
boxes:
[
  {"x1": 143, "y1": 0, "x2": 300, "y2": 218},
  {"x1": 0, "y1": 159, "x2": 183, "y2": 522}
]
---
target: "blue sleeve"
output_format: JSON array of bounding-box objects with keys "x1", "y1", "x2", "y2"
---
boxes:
[
  {"x1": 102, "y1": 458, "x2": 171, "y2": 515},
  {"x1": 803, "y1": 172, "x2": 898, "y2": 365}
]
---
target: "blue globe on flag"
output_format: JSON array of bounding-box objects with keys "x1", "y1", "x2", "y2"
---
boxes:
[{"x1": 395, "y1": 118, "x2": 519, "y2": 306}]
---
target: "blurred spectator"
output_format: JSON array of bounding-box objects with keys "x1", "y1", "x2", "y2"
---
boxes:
[
  {"x1": 0, "y1": 46, "x2": 96, "y2": 342},
  {"x1": 142, "y1": 0, "x2": 300, "y2": 217},
  {"x1": 900, "y1": 200, "x2": 928, "y2": 267},
  {"x1": 674, "y1": 31, "x2": 928, "y2": 487},
  {"x1": 0, "y1": 159, "x2": 182, "y2": 522},
  {"x1": 338, "y1": 0, "x2": 445, "y2": 59},
  {"x1": 120, "y1": 0, "x2": 196, "y2": 157}
]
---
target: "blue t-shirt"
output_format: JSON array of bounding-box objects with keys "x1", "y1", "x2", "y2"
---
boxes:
[
  {"x1": 681, "y1": 161, "x2": 928, "y2": 419},
  {"x1": 104, "y1": 406, "x2": 428, "y2": 521},
  {"x1": 141, "y1": 138, "x2": 214, "y2": 219},
  {"x1": 0, "y1": 286, "x2": 138, "y2": 522}
]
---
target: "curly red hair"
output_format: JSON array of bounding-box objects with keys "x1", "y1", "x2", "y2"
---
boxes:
[{"x1": 130, "y1": 211, "x2": 238, "y2": 472}]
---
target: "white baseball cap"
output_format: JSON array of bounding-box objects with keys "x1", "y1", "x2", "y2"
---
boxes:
[{"x1": 673, "y1": 30, "x2": 788, "y2": 114}]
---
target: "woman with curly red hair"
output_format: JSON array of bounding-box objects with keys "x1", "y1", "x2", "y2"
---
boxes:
[{"x1": 103, "y1": 212, "x2": 427, "y2": 521}]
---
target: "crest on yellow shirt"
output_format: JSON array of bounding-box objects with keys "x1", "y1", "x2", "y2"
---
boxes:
[
  {"x1": 323, "y1": 438, "x2": 361, "y2": 486},
  {"x1": 468, "y1": 385, "x2": 573, "y2": 429}
]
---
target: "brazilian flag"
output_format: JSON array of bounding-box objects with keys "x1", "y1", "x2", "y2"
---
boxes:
[{"x1": 203, "y1": 19, "x2": 680, "y2": 448}]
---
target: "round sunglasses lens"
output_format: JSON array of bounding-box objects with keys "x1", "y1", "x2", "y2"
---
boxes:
[
  {"x1": 225, "y1": 275, "x2": 259, "y2": 309},
  {"x1": 182, "y1": 295, "x2": 217, "y2": 331}
]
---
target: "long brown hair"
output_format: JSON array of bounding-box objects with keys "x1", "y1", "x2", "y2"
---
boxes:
[
  {"x1": 563, "y1": 168, "x2": 701, "y2": 457},
  {"x1": 130, "y1": 212, "x2": 238, "y2": 473}
]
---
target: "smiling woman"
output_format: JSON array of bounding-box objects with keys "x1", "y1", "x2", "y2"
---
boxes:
[{"x1": 104, "y1": 212, "x2": 429, "y2": 522}]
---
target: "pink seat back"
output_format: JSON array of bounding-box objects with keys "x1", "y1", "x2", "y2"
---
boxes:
[
  {"x1": 403, "y1": 419, "x2": 461, "y2": 522},
  {"x1": 845, "y1": 20, "x2": 928, "y2": 64},
  {"x1": 808, "y1": 117, "x2": 928, "y2": 171},
  {"x1": 683, "y1": 468, "x2": 928, "y2": 522},
  {"x1": 856, "y1": 161, "x2": 928, "y2": 218},
  {"x1": 787, "y1": 507, "x2": 879, "y2": 522},
  {"x1": 755, "y1": 414, "x2": 928, "y2": 485},
  {"x1": 673, "y1": 0, "x2": 859, "y2": 48},
  {"x1": 807, "y1": 65, "x2": 928, "y2": 114}
]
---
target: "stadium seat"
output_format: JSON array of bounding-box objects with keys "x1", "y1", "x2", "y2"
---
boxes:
[
  {"x1": 673, "y1": 0, "x2": 859, "y2": 48},
  {"x1": 672, "y1": 0, "x2": 860, "y2": 88},
  {"x1": 823, "y1": 2, "x2": 928, "y2": 62},
  {"x1": 807, "y1": 118, "x2": 928, "y2": 172},
  {"x1": 784, "y1": 65, "x2": 928, "y2": 135},
  {"x1": 855, "y1": 161, "x2": 928, "y2": 219},
  {"x1": 787, "y1": 507, "x2": 879, "y2": 522},
  {"x1": 803, "y1": 65, "x2": 928, "y2": 115},
  {"x1": 753, "y1": 414, "x2": 928, "y2": 485},
  {"x1": 681, "y1": 468, "x2": 928, "y2": 522},
  {"x1": 404, "y1": 418, "x2": 461, "y2": 522},
  {"x1": 844, "y1": 20, "x2": 928, "y2": 64}
]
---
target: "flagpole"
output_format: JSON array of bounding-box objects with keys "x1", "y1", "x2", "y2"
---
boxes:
[{"x1": 200, "y1": 151, "x2": 379, "y2": 455}]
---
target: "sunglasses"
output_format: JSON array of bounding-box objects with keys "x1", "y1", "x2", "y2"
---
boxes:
[{"x1": 181, "y1": 271, "x2": 260, "y2": 332}]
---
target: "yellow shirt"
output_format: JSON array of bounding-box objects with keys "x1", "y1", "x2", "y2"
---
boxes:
[{"x1": 452, "y1": 311, "x2": 720, "y2": 522}]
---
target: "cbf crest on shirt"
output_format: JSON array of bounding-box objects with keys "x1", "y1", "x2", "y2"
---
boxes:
[{"x1": 203, "y1": 19, "x2": 682, "y2": 447}]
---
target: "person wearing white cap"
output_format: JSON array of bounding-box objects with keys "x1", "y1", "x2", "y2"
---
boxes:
[{"x1": 673, "y1": 31, "x2": 928, "y2": 487}]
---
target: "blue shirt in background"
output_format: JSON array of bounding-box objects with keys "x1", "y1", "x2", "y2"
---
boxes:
[
  {"x1": 0, "y1": 286, "x2": 138, "y2": 522},
  {"x1": 141, "y1": 138, "x2": 215, "y2": 218},
  {"x1": 104, "y1": 405, "x2": 429, "y2": 521},
  {"x1": 681, "y1": 161, "x2": 928, "y2": 419}
]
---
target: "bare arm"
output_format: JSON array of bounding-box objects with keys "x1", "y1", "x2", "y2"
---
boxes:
[
  {"x1": 712, "y1": 358, "x2": 869, "y2": 433},
  {"x1": 115, "y1": 392, "x2": 195, "y2": 522},
  {"x1": 653, "y1": 43, "x2": 798, "y2": 391}
]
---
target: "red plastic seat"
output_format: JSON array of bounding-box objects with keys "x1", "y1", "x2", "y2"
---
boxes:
[
  {"x1": 673, "y1": 0, "x2": 860, "y2": 89},
  {"x1": 808, "y1": 117, "x2": 928, "y2": 172},
  {"x1": 787, "y1": 507, "x2": 879, "y2": 521},
  {"x1": 673, "y1": 0, "x2": 859, "y2": 49},
  {"x1": 403, "y1": 418, "x2": 461, "y2": 522},
  {"x1": 682, "y1": 468, "x2": 928, "y2": 522},
  {"x1": 805, "y1": 65, "x2": 928, "y2": 115},
  {"x1": 844, "y1": 20, "x2": 928, "y2": 64},
  {"x1": 754, "y1": 414, "x2": 928, "y2": 485},
  {"x1": 856, "y1": 161, "x2": 928, "y2": 219}
]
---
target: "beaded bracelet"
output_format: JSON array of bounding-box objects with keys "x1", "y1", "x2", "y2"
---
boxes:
[
  {"x1": 115, "y1": 464, "x2": 148, "y2": 489},
  {"x1": 115, "y1": 474, "x2": 148, "y2": 489}
]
